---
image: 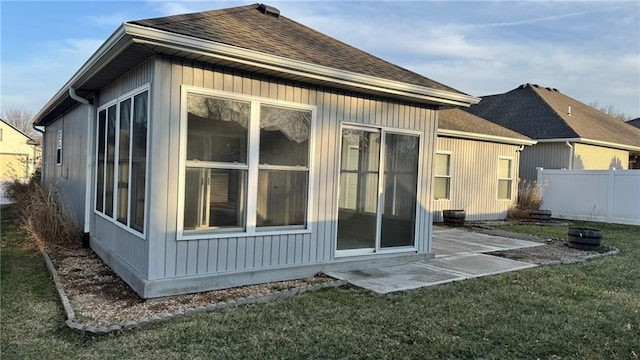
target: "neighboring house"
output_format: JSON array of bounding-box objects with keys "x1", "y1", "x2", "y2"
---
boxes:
[
  {"x1": 627, "y1": 118, "x2": 640, "y2": 169},
  {"x1": 433, "y1": 109, "x2": 535, "y2": 221},
  {"x1": 0, "y1": 118, "x2": 41, "y2": 181},
  {"x1": 466, "y1": 83, "x2": 640, "y2": 180},
  {"x1": 32, "y1": 4, "x2": 479, "y2": 298}
]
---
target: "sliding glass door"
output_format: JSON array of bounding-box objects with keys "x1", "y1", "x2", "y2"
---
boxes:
[{"x1": 336, "y1": 125, "x2": 420, "y2": 255}]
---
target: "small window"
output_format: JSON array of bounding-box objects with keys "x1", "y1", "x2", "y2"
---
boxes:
[
  {"x1": 56, "y1": 130, "x2": 63, "y2": 165},
  {"x1": 434, "y1": 153, "x2": 451, "y2": 200},
  {"x1": 498, "y1": 157, "x2": 513, "y2": 200}
]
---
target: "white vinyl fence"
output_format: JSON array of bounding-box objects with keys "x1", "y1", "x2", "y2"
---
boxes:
[{"x1": 537, "y1": 168, "x2": 640, "y2": 226}]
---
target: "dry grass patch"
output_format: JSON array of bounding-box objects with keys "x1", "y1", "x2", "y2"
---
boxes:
[{"x1": 3, "y1": 179, "x2": 81, "y2": 251}]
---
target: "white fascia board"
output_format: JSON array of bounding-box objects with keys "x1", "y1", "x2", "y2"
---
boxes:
[
  {"x1": 437, "y1": 129, "x2": 536, "y2": 146},
  {"x1": 535, "y1": 138, "x2": 640, "y2": 152},
  {"x1": 124, "y1": 23, "x2": 480, "y2": 107},
  {"x1": 33, "y1": 25, "x2": 131, "y2": 125}
]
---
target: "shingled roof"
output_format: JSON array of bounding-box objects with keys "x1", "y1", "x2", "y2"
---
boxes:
[
  {"x1": 627, "y1": 118, "x2": 640, "y2": 129},
  {"x1": 438, "y1": 108, "x2": 533, "y2": 145},
  {"x1": 129, "y1": 3, "x2": 462, "y2": 94},
  {"x1": 466, "y1": 83, "x2": 640, "y2": 149}
]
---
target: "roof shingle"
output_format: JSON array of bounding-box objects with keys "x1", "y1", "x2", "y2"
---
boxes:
[
  {"x1": 466, "y1": 83, "x2": 640, "y2": 148},
  {"x1": 129, "y1": 3, "x2": 465, "y2": 95},
  {"x1": 438, "y1": 108, "x2": 531, "y2": 141}
]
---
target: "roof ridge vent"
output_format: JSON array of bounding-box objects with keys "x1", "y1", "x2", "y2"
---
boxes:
[{"x1": 258, "y1": 4, "x2": 280, "y2": 17}]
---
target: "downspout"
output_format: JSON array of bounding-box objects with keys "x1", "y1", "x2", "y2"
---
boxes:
[
  {"x1": 565, "y1": 141, "x2": 573, "y2": 169},
  {"x1": 69, "y1": 87, "x2": 90, "y2": 105},
  {"x1": 68, "y1": 87, "x2": 93, "y2": 244}
]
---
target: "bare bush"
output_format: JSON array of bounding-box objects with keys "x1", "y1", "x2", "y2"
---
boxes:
[
  {"x1": 3, "y1": 180, "x2": 81, "y2": 251},
  {"x1": 507, "y1": 179, "x2": 544, "y2": 220}
]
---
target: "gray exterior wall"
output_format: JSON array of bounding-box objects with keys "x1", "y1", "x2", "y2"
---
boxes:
[
  {"x1": 519, "y1": 142, "x2": 571, "y2": 181},
  {"x1": 433, "y1": 136, "x2": 521, "y2": 221},
  {"x1": 42, "y1": 104, "x2": 91, "y2": 227},
  {"x1": 77, "y1": 55, "x2": 438, "y2": 298},
  {"x1": 90, "y1": 58, "x2": 155, "y2": 281},
  {"x1": 145, "y1": 56, "x2": 437, "y2": 288}
]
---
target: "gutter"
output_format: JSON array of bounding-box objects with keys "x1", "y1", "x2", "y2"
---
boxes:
[
  {"x1": 34, "y1": 22, "x2": 481, "y2": 126},
  {"x1": 124, "y1": 23, "x2": 480, "y2": 107},
  {"x1": 536, "y1": 137, "x2": 640, "y2": 152},
  {"x1": 437, "y1": 129, "x2": 536, "y2": 146},
  {"x1": 32, "y1": 25, "x2": 129, "y2": 126}
]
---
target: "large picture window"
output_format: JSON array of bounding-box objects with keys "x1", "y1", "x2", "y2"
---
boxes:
[
  {"x1": 95, "y1": 86, "x2": 149, "y2": 234},
  {"x1": 181, "y1": 90, "x2": 313, "y2": 236},
  {"x1": 434, "y1": 152, "x2": 451, "y2": 200}
]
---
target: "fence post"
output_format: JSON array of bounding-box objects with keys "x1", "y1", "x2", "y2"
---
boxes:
[{"x1": 606, "y1": 168, "x2": 615, "y2": 223}]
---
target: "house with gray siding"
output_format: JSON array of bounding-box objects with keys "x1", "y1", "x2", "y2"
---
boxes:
[
  {"x1": 466, "y1": 83, "x2": 640, "y2": 181},
  {"x1": 33, "y1": 4, "x2": 479, "y2": 298},
  {"x1": 433, "y1": 109, "x2": 535, "y2": 222}
]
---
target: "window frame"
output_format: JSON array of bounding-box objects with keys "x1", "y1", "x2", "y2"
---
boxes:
[
  {"x1": 56, "y1": 129, "x2": 63, "y2": 165},
  {"x1": 433, "y1": 151, "x2": 452, "y2": 201},
  {"x1": 94, "y1": 84, "x2": 150, "y2": 238},
  {"x1": 497, "y1": 156, "x2": 514, "y2": 201},
  {"x1": 177, "y1": 86, "x2": 315, "y2": 240}
]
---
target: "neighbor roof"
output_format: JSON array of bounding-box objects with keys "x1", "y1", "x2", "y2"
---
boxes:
[
  {"x1": 466, "y1": 83, "x2": 640, "y2": 150},
  {"x1": 34, "y1": 3, "x2": 479, "y2": 127},
  {"x1": 627, "y1": 118, "x2": 640, "y2": 129},
  {"x1": 0, "y1": 117, "x2": 35, "y2": 141},
  {"x1": 438, "y1": 108, "x2": 534, "y2": 145}
]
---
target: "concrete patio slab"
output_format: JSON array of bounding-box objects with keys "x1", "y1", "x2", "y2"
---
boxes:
[{"x1": 327, "y1": 227, "x2": 543, "y2": 294}]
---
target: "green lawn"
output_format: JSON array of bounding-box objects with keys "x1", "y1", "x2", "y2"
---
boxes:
[{"x1": 2, "y1": 205, "x2": 639, "y2": 359}]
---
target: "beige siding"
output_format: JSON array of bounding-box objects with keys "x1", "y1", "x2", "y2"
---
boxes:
[
  {"x1": 573, "y1": 143, "x2": 629, "y2": 170},
  {"x1": 148, "y1": 56, "x2": 437, "y2": 280},
  {"x1": 91, "y1": 58, "x2": 154, "y2": 277},
  {"x1": 433, "y1": 136, "x2": 521, "y2": 221},
  {"x1": 519, "y1": 142, "x2": 571, "y2": 181},
  {"x1": 0, "y1": 121, "x2": 40, "y2": 181}
]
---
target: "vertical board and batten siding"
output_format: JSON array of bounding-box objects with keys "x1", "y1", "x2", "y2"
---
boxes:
[
  {"x1": 573, "y1": 143, "x2": 629, "y2": 170},
  {"x1": 42, "y1": 105, "x2": 89, "y2": 226},
  {"x1": 433, "y1": 137, "x2": 520, "y2": 221},
  {"x1": 519, "y1": 142, "x2": 571, "y2": 181},
  {"x1": 148, "y1": 56, "x2": 437, "y2": 280},
  {"x1": 91, "y1": 58, "x2": 155, "y2": 277}
]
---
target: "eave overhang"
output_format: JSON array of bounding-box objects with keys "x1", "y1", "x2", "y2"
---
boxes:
[
  {"x1": 535, "y1": 138, "x2": 640, "y2": 152},
  {"x1": 34, "y1": 22, "x2": 480, "y2": 126},
  {"x1": 437, "y1": 129, "x2": 536, "y2": 146}
]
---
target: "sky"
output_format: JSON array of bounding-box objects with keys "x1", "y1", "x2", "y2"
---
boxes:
[{"x1": 1, "y1": 0, "x2": 639, "y2": 119}]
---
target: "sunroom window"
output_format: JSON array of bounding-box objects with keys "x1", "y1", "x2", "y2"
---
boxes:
[
  {"x1": 257, "y1": 105, "x2": 310, "y2": 227},
  {"x1": 95, "y1": 87, "x2": 148, "y2": 234},
  {"x1": 183, "y1": 94, "x2": 249, "y2": 231},
  {"x1": 181, "y1": 90, "x2": 312, "y2": 235}
]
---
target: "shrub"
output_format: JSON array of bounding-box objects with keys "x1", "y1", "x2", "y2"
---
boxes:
[
  {"x1": 507, "y1": 179, "x2": 545, "y2": 220},
  {"x1": 3, "y1": 179, "x2": 81, "y2": 251}
]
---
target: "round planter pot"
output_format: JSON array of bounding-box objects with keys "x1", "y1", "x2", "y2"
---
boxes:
[
  {"x1": 443, "y1": 210, "x2": 466, "y2": 227},
  {"x1": 567, "y1": 227, "x2": 603, "y2": 250},
  {"x1": 530, "y1": 209, "x2": 552, "y2": 221}
]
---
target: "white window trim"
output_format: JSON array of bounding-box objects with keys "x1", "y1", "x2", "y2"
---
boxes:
[
  {"x1": 334, "y1": 122, "x2": 423, "y2": 256},
  {"x1": 94, "y1": 83, "x2": 151, "y2": 239},
  {"x1": 434, "y1": 150, "x2": 452, "y2": 201},
  {"x1": 177, "y1": 86, "x2": 316, "y2": 241},
  {"x1": 56, "y1": 129, "x2": 63, "y2": 165},
  {"x1": 497, "y1": 156, "x2": 514, "y2": 201}
]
